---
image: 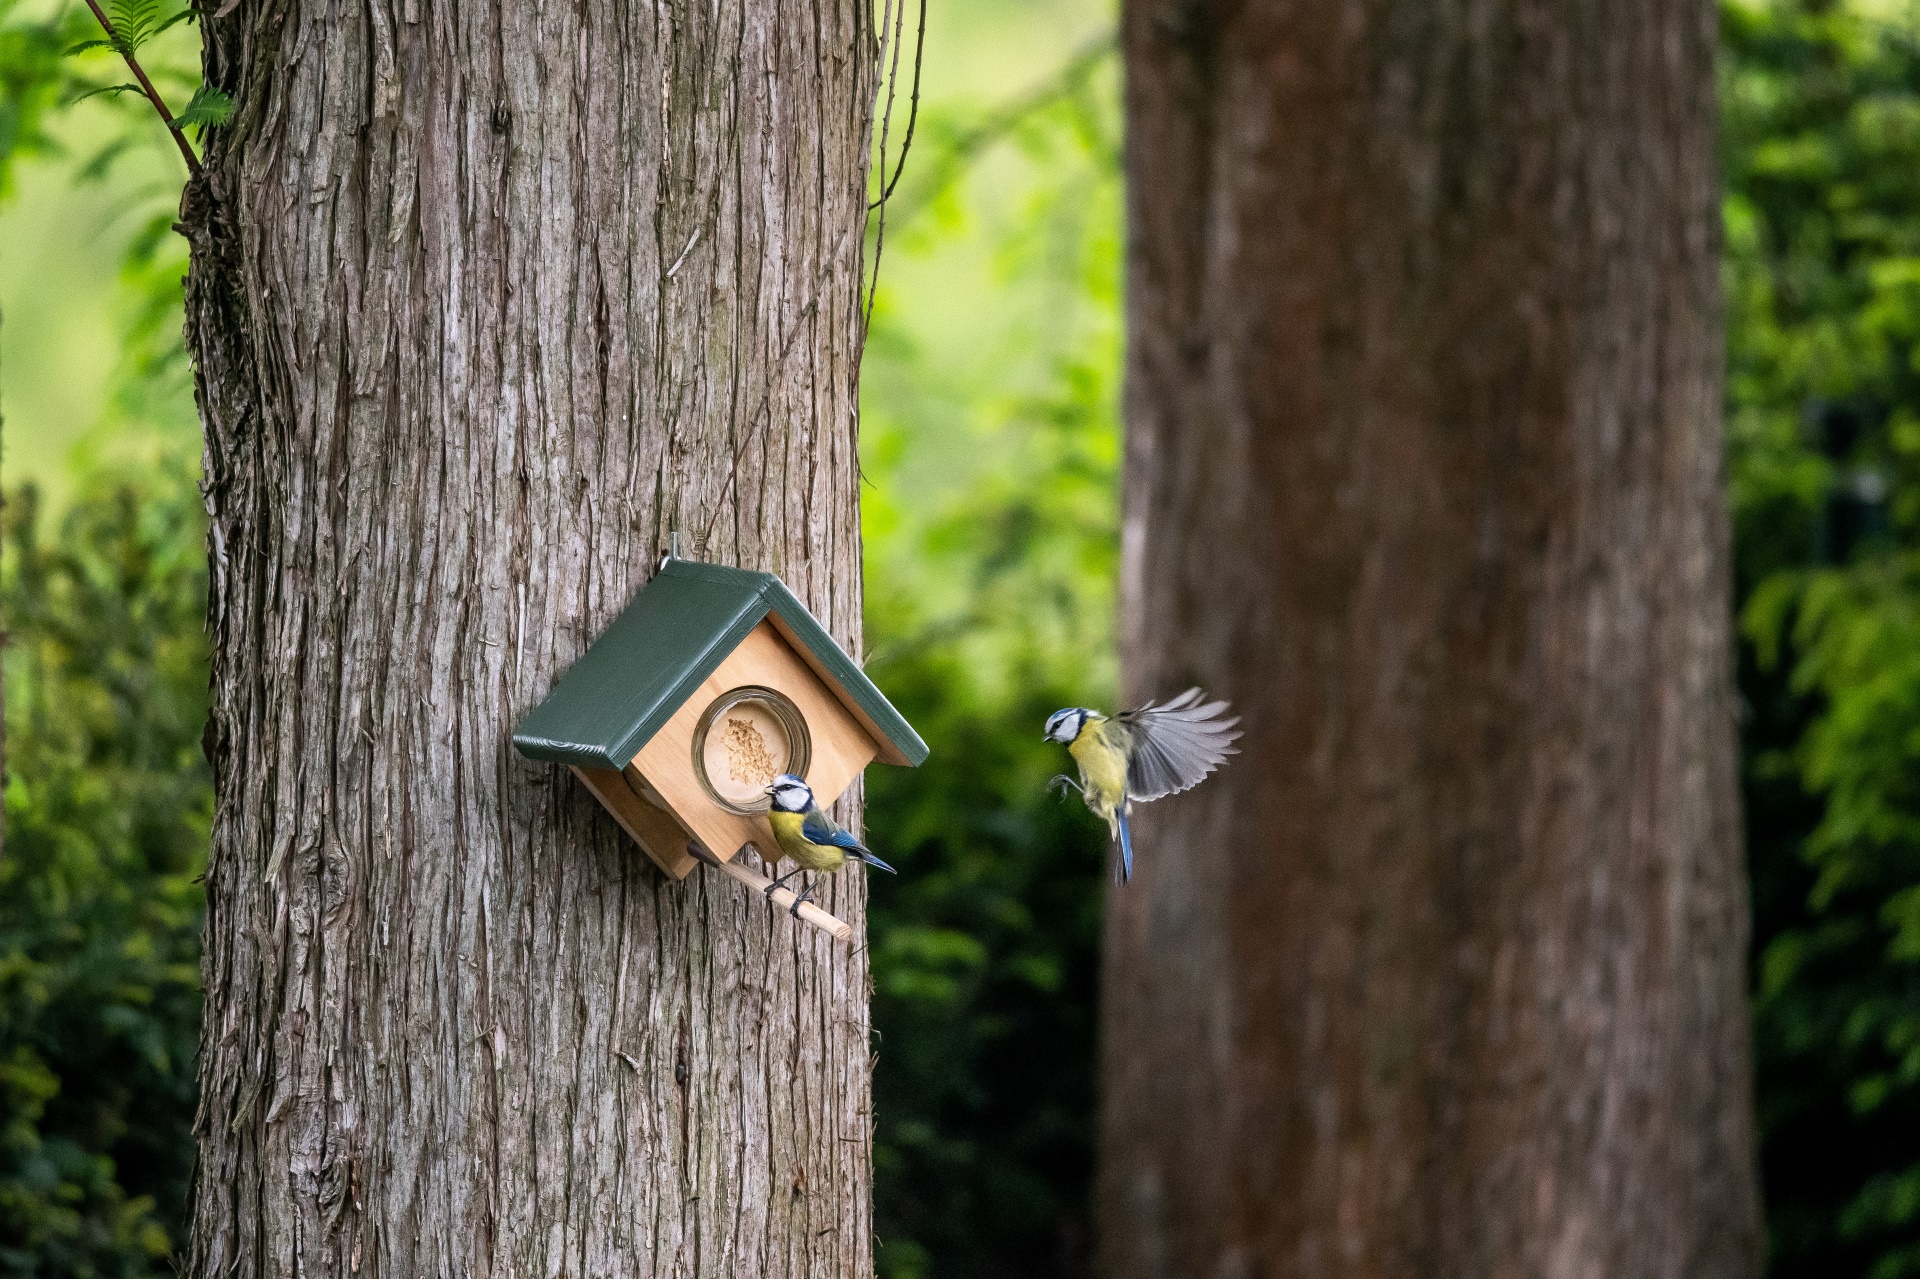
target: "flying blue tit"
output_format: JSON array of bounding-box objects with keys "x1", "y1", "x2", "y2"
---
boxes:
[
  {"x1": 1044, "y1": 687, "x2": 1241, "y2": 883},
  {"x1": 761, "y1": 773, "x2": 896, "y2": 915}
]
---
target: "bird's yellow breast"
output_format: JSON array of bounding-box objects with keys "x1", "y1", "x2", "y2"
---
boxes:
[
  {"x1": 1069, "y1": 718, "x2": 1130, "y2": 817},
  {"x1": 768, "y1": 809, "x2": 846, "y2": 872}
]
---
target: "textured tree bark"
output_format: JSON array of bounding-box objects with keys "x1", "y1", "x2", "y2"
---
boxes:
[
  {"x1": 1102, "y1": 3, "x2": 1761, "y2": 1278},
  {"x1": 179, "y1": 1, "x2": 878, "y2": 1274}
]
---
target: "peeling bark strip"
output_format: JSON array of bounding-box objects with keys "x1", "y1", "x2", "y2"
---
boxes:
[
  {"x1": 1104, "y1": 2, "x2": 1761, "y2": 1278},
  {"x1": 181, "y1": 0, "x2": 879, "y2": 1274}
]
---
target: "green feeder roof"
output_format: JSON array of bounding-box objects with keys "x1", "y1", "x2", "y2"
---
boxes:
[{"x1": 512, "y1": 558, "x2": 928, "y2": 772}]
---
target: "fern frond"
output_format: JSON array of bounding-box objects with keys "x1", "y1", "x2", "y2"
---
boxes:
[
  {"x1": 72, "y1": 81, "x2": 145, "y2": 103},
  {"x1": 171, "y1": 83, "x2": 233, "y2": 135},
  {"x1": 68, "y1": 0, "x2": 209, "y2": 176},
  {"x1": 106, "y1": 0, "x2": 162, "y2": 53},
  {"x1": 66, "y1": 36, "x2": 118, "y2": 53}
]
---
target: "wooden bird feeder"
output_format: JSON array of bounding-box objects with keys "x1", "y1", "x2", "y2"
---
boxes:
[{"x1": 512, "y1": 558, "x2": 928, "y2": 939}]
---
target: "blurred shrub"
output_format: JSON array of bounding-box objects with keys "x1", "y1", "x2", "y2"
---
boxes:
[
  {"x1": 1725, "y1": 2, "x2": 1920, "y2": 1274},
  {"x1": 863, "y1": 372, "x2": 1119, "y2": 1278},
  {"x1": 0, "y1": 466, "x2": 209, "y2": 1277},
  {"x1": 861, "y1": 40, "x2": 1121, "y2": 1279},
  {"x1": 864, "y1": 642, "x2": 1106, "y2": 1279},
  {"x1": 0, "y1": 0, "x2": 82, "y2": 200}
]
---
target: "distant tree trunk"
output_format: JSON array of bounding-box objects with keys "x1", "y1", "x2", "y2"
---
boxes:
[
  {"x1": 1101, "y1": 3, "x2": 1762, "y2": 1278},
  {"x1": 179, "y1": 4, "x2": 877, "y2": 1275}
]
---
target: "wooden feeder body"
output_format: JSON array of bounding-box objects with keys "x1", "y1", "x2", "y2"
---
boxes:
[
  {"x1": 575, "y1": 618, "x2": 881, "y2": 877},
  {"x1": 513, "y1": 560, "x2": 926, "y2": 882}
]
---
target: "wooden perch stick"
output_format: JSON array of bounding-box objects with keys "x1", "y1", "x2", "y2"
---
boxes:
[{"x1": 689, "y1": 843, "x2": 854, "y2": 942}]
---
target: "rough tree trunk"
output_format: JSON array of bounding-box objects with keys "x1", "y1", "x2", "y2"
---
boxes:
[
  {"x1": 1102, "y1": 2, "x2": 1761, "y2": 1278},
  {"x1": 180, "y1": 2, "x2": 878, "y2": 1274}
]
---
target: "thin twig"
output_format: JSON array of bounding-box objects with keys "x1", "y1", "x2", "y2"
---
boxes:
[
  {"x1": 863, "y1": 0, "x2": 911, "y2": 334},
  {"x1": 869, "y1": 0, "x2": 927, "y2": 211},
  {"x1": 80, "y1": 0, "x2": 202, "y2": 179},
  {"x1": 665, "y1": 226, "x2": 702, "y2": 279}
]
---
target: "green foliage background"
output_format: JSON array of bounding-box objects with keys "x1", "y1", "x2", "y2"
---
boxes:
[
  {"x1": 1, "y1": 477, "x2": 206, "y2": 1277},
  {"x1": 1725, "y1": 5, "x2": 1920, "y2": 1274},
  {"x1": 7, "y1": 1, "x2": 1920, "y2": 1276}
]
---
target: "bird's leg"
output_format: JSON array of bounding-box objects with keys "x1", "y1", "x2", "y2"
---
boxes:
[
  {"x1": 787, "y1": 875, "x2": 816, "y2": 919},
  {"x1": 1048, "y1": 773, "x2": 1084, "y2": 799},
  {"x1": 763, "y1": 863, "x2": 805, "y2": 898}
]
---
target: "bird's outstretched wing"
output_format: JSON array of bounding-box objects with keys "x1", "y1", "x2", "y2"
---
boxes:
[{"x1": 1119, "y1": 687, "x2": 1241, "y2": 802}]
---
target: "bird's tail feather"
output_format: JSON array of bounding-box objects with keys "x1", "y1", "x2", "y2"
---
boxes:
[
  {"x1": 1116, "y1": 809, "x2": 1133, "y2": 885},
  {"x1": 853, "y1": 848, "x2": 897, "y2": 875}
]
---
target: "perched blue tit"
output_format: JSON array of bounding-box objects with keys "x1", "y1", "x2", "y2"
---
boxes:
[
  {"x1": 761, "y1": 773, "x2": 896, "y2": 915},
  {"x1": 1044, "y1": 687, "x2": 1241, "y2": 883}
]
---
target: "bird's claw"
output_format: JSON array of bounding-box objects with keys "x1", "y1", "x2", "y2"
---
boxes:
[
  {"x1": 787, "y1": 878, "x2": 815, "y2": 919},
  {"x1": 1048, "y1": 773, "x2": 1083, "y2": 799}
]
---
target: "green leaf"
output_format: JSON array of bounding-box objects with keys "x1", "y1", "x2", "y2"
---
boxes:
[
  {"x1": 70, "y1": 81, "x2": 143, "y2": 103},
  {"x1": 169, "y1": 82, "x2": 231, "y2": 135},
  {"x1": 104, "y1": 0, "x2": 162, "y2": 53}
]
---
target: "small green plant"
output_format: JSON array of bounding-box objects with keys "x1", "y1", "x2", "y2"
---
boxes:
[
  {"x1": 69, "y1": 0, "x2": 193, "y2": 58},
  {"x1": 67, "y1": 0, "x2": 228, "y2": 176}
]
